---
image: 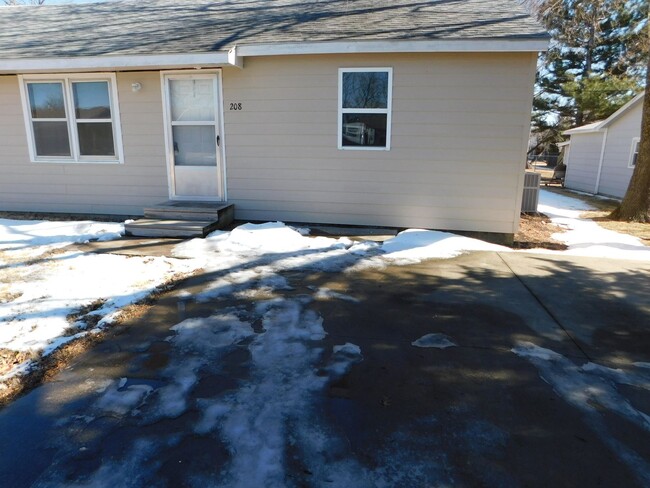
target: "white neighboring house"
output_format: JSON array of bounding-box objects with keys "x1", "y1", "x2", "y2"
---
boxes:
[{"x1": 563, "y1": 92, "x2": 643, "y2": 199}]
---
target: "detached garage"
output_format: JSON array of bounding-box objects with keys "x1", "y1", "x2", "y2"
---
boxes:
[{"x1": 564, "y1": 93, "x2": 644, "y2": 199}]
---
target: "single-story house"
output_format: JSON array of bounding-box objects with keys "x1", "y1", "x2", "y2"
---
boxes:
[
  {"x1": 563, "y1": 92, "x2": 644, "y2": 199},
  {"x1": 0, "y1": 0, "x2": 548, "y2": 240}
]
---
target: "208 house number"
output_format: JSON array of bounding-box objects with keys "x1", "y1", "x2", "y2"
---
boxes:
[{"x1": 229, "y1": 102, "x2": 243, "y2": 111}]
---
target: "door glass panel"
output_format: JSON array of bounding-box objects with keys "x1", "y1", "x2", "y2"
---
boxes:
[
  {"x1": 77, "y1": 122, "x2": 115, "y2": 156},
  {"x1": 33, "y1": 121, "x2": 71, "y2": 156},
  {"x1": 72, "y1": 81, "x2": 111, "y2": 119},
  {"x1": 172, "y1": 125, "x2": 216, "y2": 166},
  {"x1": 170, "y1": 79, "x2": 215, "y2": 122},
  {"x1": 28, "y1": 83, "x2": 66, "y2": 118}
]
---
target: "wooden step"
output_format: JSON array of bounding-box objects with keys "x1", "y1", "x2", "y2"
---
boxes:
[
  {"x1": 144, "y1": 202, "x2": 233, "y2": 221},
  {"x1": 124, "y1": 219, "x2": 220, "y2": 238}
]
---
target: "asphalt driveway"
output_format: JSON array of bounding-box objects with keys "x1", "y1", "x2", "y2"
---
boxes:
[{"x1": 0, "y1": 249, "x2": 649, "y2": 487}]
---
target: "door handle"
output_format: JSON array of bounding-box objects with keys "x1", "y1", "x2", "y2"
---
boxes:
[{"x1": 216, "y1": 135, "x2": 221, "y2": 147}]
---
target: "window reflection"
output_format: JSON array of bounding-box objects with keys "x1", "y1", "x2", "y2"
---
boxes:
[
  {"x1": 341, "y1": 114, "x2": 387, "y2": 147},
  {"x1": 342, "y1": 72, "x2": 388, "y2": 109}
]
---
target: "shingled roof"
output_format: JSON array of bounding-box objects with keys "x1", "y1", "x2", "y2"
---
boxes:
[{"x1": 0, "y1": 0, "x2": 547, "y2": 60}]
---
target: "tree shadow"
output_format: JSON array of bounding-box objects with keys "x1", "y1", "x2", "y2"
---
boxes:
[
  {"x1": 0, "y1": 0, "x2": 546, "y2": 58},
  {"x1": 0, "y1": 243, "x2": 648, "y2": 486}
]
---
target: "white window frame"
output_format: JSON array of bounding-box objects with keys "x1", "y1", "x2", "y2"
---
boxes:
[
  {"x1": 18, "y1": 73, "x2": 124, "y2": 164},
  {"x1": 628, "y1": 137, "x2": 640, "y2": 168},
  {"x1": 338, "y1": 67, "x2": 393, "y2": 151}
]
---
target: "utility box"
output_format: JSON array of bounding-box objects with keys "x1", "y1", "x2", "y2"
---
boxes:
[{"x1": 521, "y1": 172, "x2": 540, "y2": 213}]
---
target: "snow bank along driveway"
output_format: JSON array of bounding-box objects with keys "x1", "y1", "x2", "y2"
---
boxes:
[
  {"x1": 1, "y1": 189, "x2": 648, "y2": 384},
  {"x1": 0, "y1": 219, "x2": 198, "y2": 383}
]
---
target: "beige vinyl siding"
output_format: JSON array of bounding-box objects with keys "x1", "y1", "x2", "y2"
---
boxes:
[
  {"x1": 564, "y1": 131, "x2": 605, "y2": 194},
  {"x1": 0, "y1": 72, "x2": 168, "y2": 215},
  {"x1": 222, "y1": 52, "x2": 537, "y2": 234},
  {"x1": 598, "y1": 102, "x2": 642, "y2": 198}
]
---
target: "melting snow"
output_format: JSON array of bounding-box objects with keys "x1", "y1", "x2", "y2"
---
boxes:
[
  {"x1": 0, "y1": 219, "x2": 198, "y2": 381},
  {"x1": 313, "y1": 287, "x2": 360, "y2": 303},
  {"x1": 412, "y1": 333, "x2": 457, "y2": 349},
  {"x1": 0, "y1": 218, "x2": 122, "y2": 249},
  {"x1": 513, "y1": 341, "x2": 650, "y2": 485},
  {"x1": 538, "y1": 190, "x2": 650, "y2": 260},
  {"x1": 381, "y1": 229, "x2": 509, "y2": 263}
]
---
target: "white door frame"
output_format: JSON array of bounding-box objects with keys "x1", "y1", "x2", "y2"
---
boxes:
[{"x1": 160, "y1": 70, "x2": 227, "y2": 201}]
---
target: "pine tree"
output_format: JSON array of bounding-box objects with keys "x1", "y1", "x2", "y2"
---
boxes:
[{"x1": 526, "y1": 0, "x2": 648, "y2": 151}]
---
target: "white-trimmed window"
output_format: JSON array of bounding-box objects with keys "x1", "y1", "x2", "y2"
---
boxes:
[
  {"x1": 338, "y1": 68, "x2": 392, "y2": 150},
  {"x1": 19, "y1": 74, "x2": 123, "y2": 163},
  {"x1": 628, "y1": 137, "x2": 640, "y2": 168}
]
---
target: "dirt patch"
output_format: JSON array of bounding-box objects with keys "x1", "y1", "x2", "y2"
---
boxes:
[
  {"x1": 513, "y1": 213, "x2": 568, "y2": 250},
  {"x1": 66, "y1": 299, "x2": 106, "y2": 328},
  {"x1": 0, "y1": 288, "x2": 22, "y2": 304},
  {"x1": 0, "y1": 350, "x2": 37, "y2": 377}
]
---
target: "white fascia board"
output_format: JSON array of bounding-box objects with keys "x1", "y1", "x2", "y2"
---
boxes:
[
  {"x1": 599, "y1": 92, "x2": 644, "y2": 129},
  {"x1": 563, "y1": 123, "x2": 605, "y2": 135},
  {"x1": 0, "y1": 52, "x2": 234, "y2": 74},
  {"x1": 237, "y1": 38, "x2": 550, "y2": 56}
]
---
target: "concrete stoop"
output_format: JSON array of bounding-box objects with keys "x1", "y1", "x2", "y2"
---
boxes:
[{"x1": 125, "y1": 202, "x2": 234, "y2": 238}]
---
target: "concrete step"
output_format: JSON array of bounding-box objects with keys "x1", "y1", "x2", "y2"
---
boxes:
[{"x1": 124, "y1": 219, "x2": 220, "y2": 238}]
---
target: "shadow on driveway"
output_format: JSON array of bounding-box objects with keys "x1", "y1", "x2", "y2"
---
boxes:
[{"x1": 0, "y1": 250, "x2": 649, "y2": 487}]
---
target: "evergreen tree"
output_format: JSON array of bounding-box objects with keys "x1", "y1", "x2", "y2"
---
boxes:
[{"x1": 525, "y1": 0, "x2": 648, "y2": 151}]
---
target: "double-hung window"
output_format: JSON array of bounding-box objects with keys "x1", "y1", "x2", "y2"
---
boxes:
[
  {"x1": 19, "y1": 74, "x2": 122, "y2": 163},
  {"x1": 628, "y1": 137, "x2": 640, "y2": 168},
  {"x1": 338, "y1": 68, "x2": 392, "y2": 150}
]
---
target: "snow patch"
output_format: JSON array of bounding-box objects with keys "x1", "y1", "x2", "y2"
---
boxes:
[
  {"x1": 537, "y1": 189, "x2": 650, "y2": 260},
  {"x1": 0, "y1": 253, "x2": 197, "y2": 354},
  {"x1": 149, "y1": 313, "x2": 255, "y2": 420},
  {"x1": 513, "y1": 341, "x2": 650, "y2": 485},
  {"x1": 381, "y1": 229, "x2": 509, "y2": 263},
  {"x1": 95, "y1": 380, "x2": 154, "y2": 416},
  {"x1": 0, "y1": 218, "x2": 123, "y2": 253},
  {"x1": 313, "y1": 287, "x2": 360, "y2": 303},
  {"x1": 412, "y1": 333, "x2": 457, "y2": 349},
  {"x1": 326, "y1": 343, "x2": 363, "y2": 378}
]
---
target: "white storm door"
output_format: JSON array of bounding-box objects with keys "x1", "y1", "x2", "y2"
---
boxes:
[{"x1": 164, "y1": 73, "x2": 224, "y2": 200}]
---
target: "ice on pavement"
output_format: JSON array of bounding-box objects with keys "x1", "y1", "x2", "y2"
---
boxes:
[
  {"x1": 513, "y1": 341, "x2": 650, "y2": 486},
  {"x1": 412, "y1": 333, "x2": 457, "y2": 349}
]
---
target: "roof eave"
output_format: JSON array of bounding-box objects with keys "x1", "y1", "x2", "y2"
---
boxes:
[
  {"x1": 236, "y1": 38, "x2": 550, "y2": 56},
  {"x1": 599, "y1": 92, "x2": 645, "y2": 129},
  {"x1": 563, "y1": 126, "x2": 605, "y2": 135},
  {"x1": 564, "y1": 91, "x2": 645, "y2": 135},
  {"x1": 0, "y1": 37, "x2": 549, "y2": 74},
  {"x1": 0, "y1": 51, "x2": 236, "y2": 74}
]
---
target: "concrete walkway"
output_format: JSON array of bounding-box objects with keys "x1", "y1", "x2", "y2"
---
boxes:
[{"x1": 0, "y1": 249, "x2": 649, "y2": 487}]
